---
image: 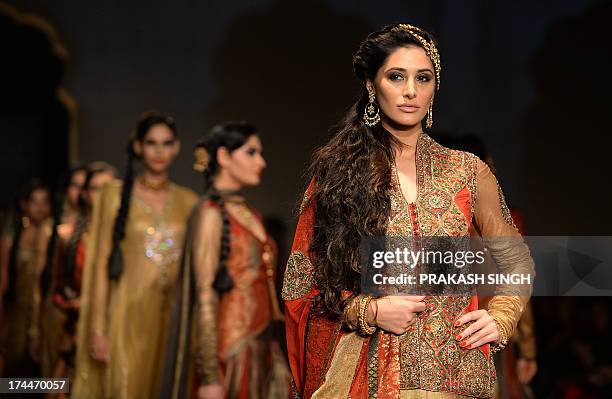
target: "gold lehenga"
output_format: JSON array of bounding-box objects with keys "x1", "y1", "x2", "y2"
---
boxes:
[
  {"x1": 161, "y1": 197, "x2": 290, "y2": 399},
  {"x1": 73, "y1": 180, "x2": 197, "y2": 398}
]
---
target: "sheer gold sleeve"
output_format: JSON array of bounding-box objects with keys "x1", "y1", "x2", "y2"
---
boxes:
[
  {"x1": 192, "y1": 204, "x2": 222, "y2": 384},
  {"x1": 473, "y1": 160, "x2": 535, "y2": 346},
  {"x1": 90, "y1": 182, "x2": 120, "y2": 335},
  {"x1": 72, "y1": 181, "x2": 116, "y2": 397},
  {"x1": 513, "y1": 302, "x2": 536, "y2": 359}
]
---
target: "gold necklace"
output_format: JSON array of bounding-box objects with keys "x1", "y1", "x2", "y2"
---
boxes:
[{"x1": 139, "y1": 176, "x2": 169, "y2": 191}]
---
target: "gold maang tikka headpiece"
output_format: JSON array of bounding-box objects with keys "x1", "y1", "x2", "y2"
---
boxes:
[
  {"x1": 396, "y1": 23, "x2": 441, "y2": 90},
  {"x1": 193, "y1": 146, "x2": 210, "y2": 172}
]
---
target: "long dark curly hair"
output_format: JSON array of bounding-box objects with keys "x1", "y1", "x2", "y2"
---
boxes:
[{"x1": 307, "y1": 24, "x2": 439, "y2": 317}]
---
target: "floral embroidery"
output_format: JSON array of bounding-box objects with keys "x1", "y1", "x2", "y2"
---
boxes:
[
  {"x1": 281, "y1": 251, "x2": 314, "y2": 300},
  {"x1": 388, "y1": 133, "x2": 495, "y2": 396}
]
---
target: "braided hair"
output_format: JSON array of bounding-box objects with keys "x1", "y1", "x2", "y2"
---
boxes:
[
  {"x1": 108, "y1": 111, "x2": 177, "y2": 280},
  {"x1": 4, "y1": 179, "x2": 50, "y2": 304},
  {"x1": 195, "y1": 121, "x2": 258, "y2": 294}
]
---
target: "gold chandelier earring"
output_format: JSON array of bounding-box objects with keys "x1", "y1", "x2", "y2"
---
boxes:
[
  {"x1": 363, "y1": 88, "x2": 381, "y2": 127},
  {"x1": 425, "y1": 101, "x2": 434, "y2": 129}
]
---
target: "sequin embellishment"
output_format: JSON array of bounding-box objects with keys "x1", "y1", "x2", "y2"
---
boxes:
[{"x1": 144, "y1": 222, "x2": 179, "y2": 267}]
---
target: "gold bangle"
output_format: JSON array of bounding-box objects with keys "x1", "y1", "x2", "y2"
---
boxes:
[
  {"x1": 490, "y1": 316, "x2": 509, "y2": 353},
  {"x1": 358, "y1": 295, "x2": 376, "y2": 335},
  {"x1": 373, "y1": 298, "x2": 378, "y2": 326}
]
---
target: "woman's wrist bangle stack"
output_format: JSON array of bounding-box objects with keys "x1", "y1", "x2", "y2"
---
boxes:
[{"x1": 358, "y1": 295, "x2": 376, "y2": 335}]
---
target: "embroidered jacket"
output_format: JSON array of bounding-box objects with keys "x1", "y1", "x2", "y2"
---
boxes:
[{"x1": 283, "y1": 133, "x2": 535, "y2": 399}]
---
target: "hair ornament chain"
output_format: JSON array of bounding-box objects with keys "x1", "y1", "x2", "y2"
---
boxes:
[
  {"x1": 396, "y1": 23, "x2": 441, "y2": 90},
  {"x1": 193, "y1": 146, "x2": 210, "y2": 172}
]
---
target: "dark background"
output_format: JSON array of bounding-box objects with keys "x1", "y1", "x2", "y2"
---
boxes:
[
  {"x1": 1, "y1": 0, "x2": 611, "y2": 397},
  {"x1": 2, "y1": 0, "x2": 610, "y2": 235}
]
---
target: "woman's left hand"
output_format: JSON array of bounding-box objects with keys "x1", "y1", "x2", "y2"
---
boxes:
[{"x1": 454, "y1": 309, "x2": 499, "y2": 349}]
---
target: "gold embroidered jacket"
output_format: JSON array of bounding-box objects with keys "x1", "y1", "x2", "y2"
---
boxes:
[{"x1": 283, "y1": 133, "x2": 535, "y2": 399}]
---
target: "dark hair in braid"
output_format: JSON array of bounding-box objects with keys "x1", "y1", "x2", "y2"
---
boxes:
[
  {"x1": 195, "y1": 121, "x2": 258, "y2": 294},
  {"x1": 62, "y1": 162, "x2": 116, "y2": 293},
  {"x1": 5, "y1": 179, "x2": 50, "y2": 304},
  {"x1": 40, "y1": 165, "x2": 87, "y2": 297},
  {"x1": 108, "y1": 111, "x2": 177, "y2": 280}
]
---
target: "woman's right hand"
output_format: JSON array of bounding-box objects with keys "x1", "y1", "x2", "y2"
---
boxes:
[
  {"x1": 372, "y1": 295, "x2": 427, "y2": 335},
  {"x1": 89, "y1": 332, "x2": 110, "y2": 363},
  {"x1": 197, "y1": 384, "x2": 225, "y2": 399}
]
